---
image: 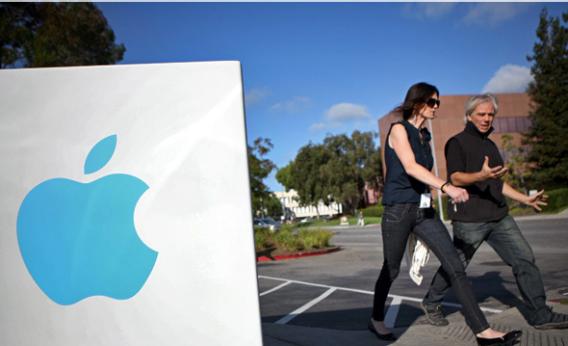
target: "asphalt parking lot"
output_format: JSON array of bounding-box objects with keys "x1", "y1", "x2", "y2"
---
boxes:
[{"x1": 257, "y1": 217, "x2": 568, "y2": 333}]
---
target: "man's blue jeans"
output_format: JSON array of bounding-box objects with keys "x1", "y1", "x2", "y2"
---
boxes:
[{"x1": 423, "y1": 215, "x2": 551, "y2": 325}]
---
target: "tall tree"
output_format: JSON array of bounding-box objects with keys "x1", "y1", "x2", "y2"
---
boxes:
[
  {"x1": 500, "y1": 134, "x2": 529, "y2": 193},
  {"x1": 289, "y1": 143, "x2": 329, "y2": 216},
  {"x1": 248, "y1": 137, "x2": 280, "y2": 217},
  {"x1": 321, "y1": 131, "x2": 382, "y2": 214},
  {"x1": 263, "y1": 194, "x2": 284, "y2": 219},
  {"x1": 275, "y1": 162, "x2": 295, "y2": 192},
  {"x1": 1, "y1": 2, "x2": 124, "y2": 68},
  {"x1": 321, "y1": 134, "x2": 359, "y2": 214},
  {"x1": 279, "y1": 131, "x2": 382, "y2": 215},
  {"x1": 525, "y1": 9, "x2": 568, "y2": 188},
  {"x1": 351, "y1": 130, "x2": 383, "y2": 193}
]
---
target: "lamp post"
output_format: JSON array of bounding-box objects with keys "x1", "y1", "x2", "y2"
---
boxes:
[{"x1": 428, "y1": 119, "x2": 445, "y2": 221}]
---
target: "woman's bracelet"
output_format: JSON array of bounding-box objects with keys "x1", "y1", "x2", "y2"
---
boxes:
[{"x1": 440, "y1": 181, "x2": 450, "y2": 193}]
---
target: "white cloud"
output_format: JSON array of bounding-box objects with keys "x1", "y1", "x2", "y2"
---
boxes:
[
  {"x1": 309, "y1": 102, "x2": 371, "y2": 132},
  {"x1": 463, "y1": 3, "x2": 528, "y2": 26},
  {"x1": 245, "y1": 87, "x2": 270, "y2": 106},
  {"x1": 326, "y1": 102, "x2": 370, "y2": 121},
  {"x1": 482, "y1": 64, "x2": 534, "y2": 93},
  {"x1": 271, "y1": 96, "x2": 311, "y2": 113},
  {"x1": 309, "y1": 121, "x2": 343, "y2": 133},
  {"x1": 403, "y1": 3, "x2": 456, "y2": 20},
  {"x1": 309, "y1": 122, "x2": 328, "y2": 132}
]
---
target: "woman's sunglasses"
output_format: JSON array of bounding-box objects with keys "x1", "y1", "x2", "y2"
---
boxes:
[{"x1": 426, "y1": 98, "x2": 440, "y2": 108}]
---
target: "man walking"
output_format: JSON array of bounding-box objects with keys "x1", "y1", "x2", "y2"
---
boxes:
[{"x1": 421, "y1": 93, "x2": 568, "y2": 330}]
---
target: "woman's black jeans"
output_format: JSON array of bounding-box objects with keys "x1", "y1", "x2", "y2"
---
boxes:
[{"x1": 372, "y1": 203, "x2": 490, "y2": 334}]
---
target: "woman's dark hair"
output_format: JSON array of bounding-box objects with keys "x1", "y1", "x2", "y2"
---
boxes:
[{"x1": 395, "y1": 82, "x2": 439, "y2": 120}]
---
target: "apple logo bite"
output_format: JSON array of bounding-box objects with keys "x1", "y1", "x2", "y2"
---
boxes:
[{"x1": 17, "y1": 135, "x2": 158, "y2": 305}]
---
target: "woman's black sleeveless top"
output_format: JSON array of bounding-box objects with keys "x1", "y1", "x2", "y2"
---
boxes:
[{"x1": 382, "y1": 120, "x2": 434, "y2": 205}]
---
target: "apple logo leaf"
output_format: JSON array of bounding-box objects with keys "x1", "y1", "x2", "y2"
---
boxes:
[{"x1": 84, "y1": 134, "x2": 117, "y2": 175}]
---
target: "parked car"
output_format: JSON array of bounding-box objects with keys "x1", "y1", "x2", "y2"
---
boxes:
[{"x1": 253, "y1": 217, "x2": 281, "y2": 232}]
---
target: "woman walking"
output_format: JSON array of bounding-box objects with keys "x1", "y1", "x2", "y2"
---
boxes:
[{"x1": 369, "y1": 82, "x2": 521, "y2": 346}]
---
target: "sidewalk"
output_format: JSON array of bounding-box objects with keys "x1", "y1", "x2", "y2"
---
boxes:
[
  {"x1": 262, "y1": 288, "x2": 568, "y2": 346},
  {"x1": 323, "y1": 208, "x2": 568, "y2": 231}
]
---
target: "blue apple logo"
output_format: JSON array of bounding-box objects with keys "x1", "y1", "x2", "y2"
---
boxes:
[{"x1": 17, "y1": 135, "x2": 158, "y2": 305}]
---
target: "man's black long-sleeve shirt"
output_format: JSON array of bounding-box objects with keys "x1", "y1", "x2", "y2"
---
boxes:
[{"x1": 445, "y1": 121, "x2": 508, "y2": 222}]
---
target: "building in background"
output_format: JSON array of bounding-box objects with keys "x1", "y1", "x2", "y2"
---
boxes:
[
  {"x1": 275, "y1": 189, "x2": 343, "y2": 219},
  {"x1": 378, "y1": 93, "x2": 532, "y2": 182}
]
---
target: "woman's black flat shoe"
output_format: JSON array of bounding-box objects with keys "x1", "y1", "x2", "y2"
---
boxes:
[
  {"x1": 476, "y1": 330, "x2": 522, "y2": 346},
  {"x1": 367, "y1": 321, "x2": 397, "y2": 341}
]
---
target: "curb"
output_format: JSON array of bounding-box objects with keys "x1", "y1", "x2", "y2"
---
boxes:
[{"x1": 256, "y1": 246, "x2": 341, "y2": 262}]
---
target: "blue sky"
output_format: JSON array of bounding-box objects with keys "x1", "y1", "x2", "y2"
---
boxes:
[{"x1": 98, "y1": 2, "x2": 568, "y2": 192}]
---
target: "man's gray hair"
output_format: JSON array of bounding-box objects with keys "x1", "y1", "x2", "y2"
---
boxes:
[{"x1": 465, "y1": 93, "x2": 499, "y2": 117}]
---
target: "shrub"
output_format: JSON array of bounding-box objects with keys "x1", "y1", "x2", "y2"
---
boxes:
[
  {"x1": 298, "y1": 229, "x2": 333, "y2": 250},
  {"x1": 363, "y1": 217, "x2": 381, "y2": 224},
  {"x1": 362, "y1": 204, "x2": 384, "y2": 218},
  {"x1": 280, "y1": 223, "x2": 295, "y2": 233},
  {"x1": 256, "y1": 223, "x2": 335, "y2": 254},
  {"x1": 542, "y1": 187, "x2": 568, "y2": 213},
  {"x1": 254, "y1": 228, "x2": 273, "y2": 251},
  {"x1": 274, "y1": 228, "x2": 302, "y2": 252}
]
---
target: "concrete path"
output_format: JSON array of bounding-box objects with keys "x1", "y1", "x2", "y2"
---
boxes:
[{"x1": 263, "y1": 293, "x2": 568, "y2": 345}]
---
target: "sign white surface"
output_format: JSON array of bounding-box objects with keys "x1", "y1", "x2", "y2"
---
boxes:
[{"x1": 0, "y1": 62, "x2": 262, "y2": 345}]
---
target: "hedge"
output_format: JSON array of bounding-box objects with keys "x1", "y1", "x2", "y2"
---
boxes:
[
  {"x1": 542, "y1": 187, "x2": 568, "y2": 213},
  {"x1": 361, "y1": 204, "x2": 384, "y2": 218},
  {"x1": 254, "y1": 226, "x2": 334, "y2": 252}
]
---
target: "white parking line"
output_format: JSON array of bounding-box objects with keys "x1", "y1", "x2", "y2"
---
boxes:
[
  {"x1": 260, "y1": 281, "x2": 291, "y2": 296},
  {"x1": 275, "y1": 287, "x2": 337, "y2": 325},
  {"x1": 258, "y1": 275, "x2": 503, "y2": 314},
  {"x1": 384, "y1": 297, "x2": 402, "y2": 328}
]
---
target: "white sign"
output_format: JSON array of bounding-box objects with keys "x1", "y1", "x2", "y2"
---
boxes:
[{"x1": 0, "y1": 62, "x2": 262, "y2": 345}]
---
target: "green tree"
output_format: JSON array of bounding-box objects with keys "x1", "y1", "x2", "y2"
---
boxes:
[
  {"x1": 1, "y1": 3, "x2": 124, "y2": 68},
  {"x1": 500, "y1": 134, "x2": 529, "y2": 193},
  {"x1": 263, "y1": 194, "x2": 283, "y2": 219},
  {"x1": 280, "y1": 131, "x2": 382, "y2": 216},
  {"x1": 289, "y1": 143, "x2": 329, "y2": 217},
  {"x1": 322, "y1": 131, "x2": 382, "y2": 214},
  {"x1": 275, "y1": 162, "x2": 295, "y2": 192},
  {"x1": 248, "y1": 137, "x2": 280, "y2": 217},
  {"x1": 320, "y1": 134, "x2": 359, "y2": 214},
  {"x1": 0, "y1": 4, "x2": 31, "y2": 67},
  {"x1": 525, "y1": 9, "x2": 568, "y2": 188},
  {"x1": 351, "y1": 131, "x2": 383, "y2": 193}
]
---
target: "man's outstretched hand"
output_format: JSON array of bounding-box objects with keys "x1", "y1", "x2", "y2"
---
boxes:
[
  {"x1": 481, "y1": 156, "x2": 508, "y2": 179},
  {"x1": 523, "y1": 190, "x2": 548, "y2": 212}
]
